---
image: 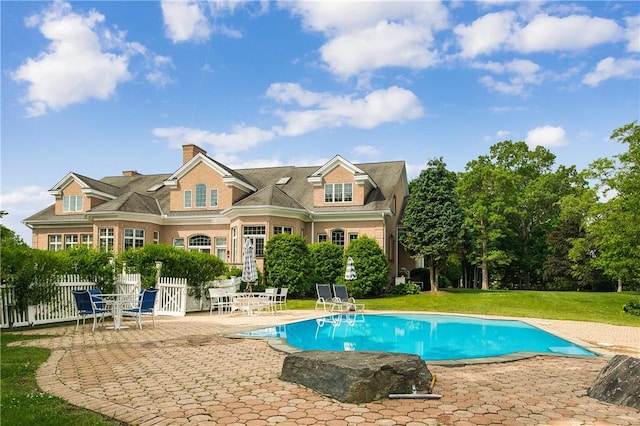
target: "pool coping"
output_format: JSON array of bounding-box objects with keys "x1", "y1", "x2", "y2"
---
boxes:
[{"x1": 225, "y1": 311, "x2": 619, "y2": 366}]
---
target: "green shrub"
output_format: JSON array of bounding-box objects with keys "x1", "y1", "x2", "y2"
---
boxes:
[
  {"x1": 341, "y1": 236, "x2": 389, "y2": 297},
  {"x1": 120, "y1": 244, "x2": 225, "y2": 297},
  {"x1": 308, "y1": 242, "x2": 344, "y2": 285},
  {"x1": 392, "y1": 282, "x2": 421, "y2": 295},
  {"x1": 623, "y1": 299, "x2": 640, "y2": 316},
  {"x1": 264, "y1": 233, "x2": 313, "y2": 297}
]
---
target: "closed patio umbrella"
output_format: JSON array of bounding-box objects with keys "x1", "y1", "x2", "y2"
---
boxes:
[
  {"x1": 345, "y1": 256, "x2": 357, "y2": 281},
  {"x1": 242, "y1": 237, "x2": 258, "y2": 292}
]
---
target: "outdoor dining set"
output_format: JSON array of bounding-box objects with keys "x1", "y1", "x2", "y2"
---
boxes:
[
  {"x1": 72, "y1": 288, "x2": 158, "y2": 332},
  {"x1": 208, "y1": 287, "x2": 288, "y2": 316}
]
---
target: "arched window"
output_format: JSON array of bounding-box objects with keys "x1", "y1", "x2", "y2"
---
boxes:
[
  {"x1": 331, "y1": 229, "x2": 345, "y2": 247},
  {"x1": 188, "y1": 235, "x2": 211, "y2": 253}
]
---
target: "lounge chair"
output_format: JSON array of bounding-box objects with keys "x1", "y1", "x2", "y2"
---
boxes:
[
  {"x1": 332, "y1": 284, "x2": 365, "y2": 312},
  {"x1": 315, "y1": 284, "x2": 346, "y2": 311},
  {"x1": 72, "y1": 290, "x2": 112, "y2": 332}
]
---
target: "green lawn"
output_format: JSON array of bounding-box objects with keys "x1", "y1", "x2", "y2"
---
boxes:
[
  {"x1": 0, "y1": 333, "x2": 124, "y2": 426},
  {"x1": 288, "y1": 290, "x2": 640, "y2": 327},
  {"x1": 1, "y1": 290, "x2": 637, "y2": 425}
]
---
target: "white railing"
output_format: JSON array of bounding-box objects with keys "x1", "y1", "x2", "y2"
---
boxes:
[
  {"x1": 1, "y1": 274, "x2": 195, "y2": 328},
  {"x1": 156, "y1": 277, "x2": 187, "y2": 316},
  {"x1": 1, "y1": 275, "x2": 96, "y2": 328}
]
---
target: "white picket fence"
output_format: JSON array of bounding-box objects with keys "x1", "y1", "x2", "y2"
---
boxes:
[
  {"x1": 0, "y1": 274, "x2": 197, "y2": 328},
  {"x1": 155, "y1": 277, "x2": 187, "y2": 316}
]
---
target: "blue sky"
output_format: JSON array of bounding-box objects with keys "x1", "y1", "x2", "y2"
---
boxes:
[{"x1": 2, "y1": 0, "x2": 639, "y2": 244}]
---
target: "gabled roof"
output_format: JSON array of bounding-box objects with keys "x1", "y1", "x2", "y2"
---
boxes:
[
  {"x1": 307, "y1": 155, "x2": 378, "y2": 189},
  {"x1": 24, "y1": 154, "x2": 407, "y2": 225},
  {"x1": 163, "y1": 153, "x2": 256, "y2": 193},
  {"x1": 49, "y1": 172, "x2": 120, "y2": 200}
]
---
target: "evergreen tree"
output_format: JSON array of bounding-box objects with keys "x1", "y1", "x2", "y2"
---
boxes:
[{"x1": 401, "y1": 158, "x2": 465, "y2": 291}]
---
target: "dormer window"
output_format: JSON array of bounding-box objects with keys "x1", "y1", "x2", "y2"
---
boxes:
[
  {"x1": 63, "y1": 195, "x2": 83, "y2": 212},
  {"x1": 324, "y1": 183, "x2": 353, "y2": 203}
]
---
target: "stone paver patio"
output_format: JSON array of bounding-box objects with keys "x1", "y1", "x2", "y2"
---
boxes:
[{"x1": 9, "y1": 310, "x2": 640, "y2": 425}]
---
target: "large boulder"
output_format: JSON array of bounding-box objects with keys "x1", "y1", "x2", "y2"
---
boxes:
[
  {"x1": 588, "y1": 355, "x2": 640, "y2": 409},
  {"x1": 280, "y1": 350, "x2": 432, "y2": 403}
]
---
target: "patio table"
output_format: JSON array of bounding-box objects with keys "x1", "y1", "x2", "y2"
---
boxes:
[
  {"x1": 101, "y1": 293, "x2": 139, "y2": 330},
  {"x1": 230, "y1": 292, "x2": 274, "y2": 315}
]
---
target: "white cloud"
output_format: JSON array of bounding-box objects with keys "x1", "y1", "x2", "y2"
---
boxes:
[
  {"x1": 0, "y1": 186, "x2": 53, "y2": 245},
  {"x1": 625, "y1": 16, "x2": 640, "y2": 52},
  {"x1": 0, "y1": 186, "x2": 51, "y2": 205},
  {"x1": 266, "y1": 84, "x2": 424, "y2": 136},
  {"x1": 354, "y1": 145, "x2": 382, "y2": 157},
  {"x1": 11, "y1": 1, "x2": 131, "y2": 117},
  {"x1": 525, "y1": 125, "x2": 569, "y2": 148},
  {"x1": 455, "y1": 11, "x2": 516, "y2": 58},
  {"x1": 160, "y1": 0, "x2": 211, "y2": 43},
  {"x1": 284, "y1": 1, "x2": 449, "y2": 78},
  {"x1": 476, "y1": 59, "x2": 541, "y2": 95},
  {"x1": 456, "y1": 11, "x2": 624, "y2": 59},
  {"x1": 511, "y1": 14, "x2": 624, "y2": 52},
  {"x1": 152, "y1": 125, "x2": 275, "y2": 153},
  {"x1": 321, "y1": 21, "x2": 439, "y2": 77},
  {"x1": 582, "y1": 57, "x2": 640, "y2": 87}
]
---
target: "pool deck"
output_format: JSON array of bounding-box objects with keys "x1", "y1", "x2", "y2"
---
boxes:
[{"x1": 10, "y1": 310, "x2": 640, "y2": 425}]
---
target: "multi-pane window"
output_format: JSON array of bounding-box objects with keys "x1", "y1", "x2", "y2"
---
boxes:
[
  {"x1": 65, "y1": 234, "x2": 78, "y2": 249},
  {"x1": 324, "y1": 183, "x2": 353, "y2": 203},
  {"x1": 349, "y1": 233, "x2": 359, "y2": 243},
  {"x1": 99, "y1": 228, "x2": 114, "y2": 251},
  {"x1": 124, "y1": 228, "x2": 144, "y2": 250},
  {"x1": 243, "y1": 226, "x2": 266, "y2": 257},
  {"x1": 215, "y1": 237, "x2": 227, "y2": 260},
  {"x1": 195, "y1": 183, "x2": 206, "y2": 207},
  {"x1": 63, "y1": 195, "x2": 83, "y2": 212},
  {"x1": 332, "y1": 229, "x2": 345, "y2": 246},
  {"x1": 188, "y1": 235, "x2": 211, "y2": 253},
  {"x1": 184, "y1": 190, "x2": 192, "y2": 208},
  {"x1": 49, "y1": 235, "x2": 62, "y2": 251},
  {"x1": 173, "y1": 238, "x2": 185, "y2": 249},
  {"x1": 318, "y1": 233, "x2": 327, "y2": 243},
  {"x1": 81, "y1": 234, "x2": 93, "y2": 248},
  {"x1": 210, "y1": 189, "x2": 218, "y2": 207},
  {"x1": 153, "y1": 231, "x2": 159, "y2": 244},
  {"x1": 273, "y1": 226, "x2": 293, "y2": 235}
]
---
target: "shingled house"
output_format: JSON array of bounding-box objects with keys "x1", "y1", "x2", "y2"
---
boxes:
[{"x1": 24, "y1": 144, "x2": 415, "y2": 278}]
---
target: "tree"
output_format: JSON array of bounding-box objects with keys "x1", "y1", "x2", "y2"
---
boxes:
[
  {"x1": 582, "y1": 122, "x2": 640, "y2": 291},
  {"x1": 458, "y1": 156, "x2": 512, "y2": 290},
  {"x1": 401, "y1": 158, "x2": 465, "y2": 291},
  {"x1": 342, "y1": 236, "x2": 388, "y2": 297},
  {"x1": 308, "y1": 242, "x2": 344, "y2": 286},
  {"x1": 460, "y1": 141, "x2": 578, "y2": 289},
  {"x1": 264, "y1": 233, "x2": 313, "y2": 297}
]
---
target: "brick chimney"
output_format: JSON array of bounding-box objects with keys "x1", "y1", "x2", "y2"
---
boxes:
[
  {"x1": 122, "y1": 170, "x2": 141, "y2": 176},
  {"x1": 182, "y1": 144, "x2": 207, "y2": 163}
]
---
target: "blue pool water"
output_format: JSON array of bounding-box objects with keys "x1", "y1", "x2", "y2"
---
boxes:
[{"x1": 240, "y1": 313, "x2": 596, "y2": 361}]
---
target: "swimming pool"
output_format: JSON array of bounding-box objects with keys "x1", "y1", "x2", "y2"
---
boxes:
[{"x1": 239, "y1": 313, "x2": 597, "y2": 361}]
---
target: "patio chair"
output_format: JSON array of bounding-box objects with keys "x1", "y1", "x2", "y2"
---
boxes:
[
  {"x1": 315, "y1": 284, "x2": 344, "y2": 311},
  {"x1": 209, "y1": 287, "x2": 232, "y2": 315},
  {"x1": 122, "y1": 288, "x2": 158, "y2": 329},
  {"x1": 274, "y1": 287, "x2": 288, "y2": 310},
  {"x1": 72, "y1": 290, "x2": 112, "y2": 332},
  {"x1": 332, "y1": 284, "x2": 365, "y2": 312}
]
